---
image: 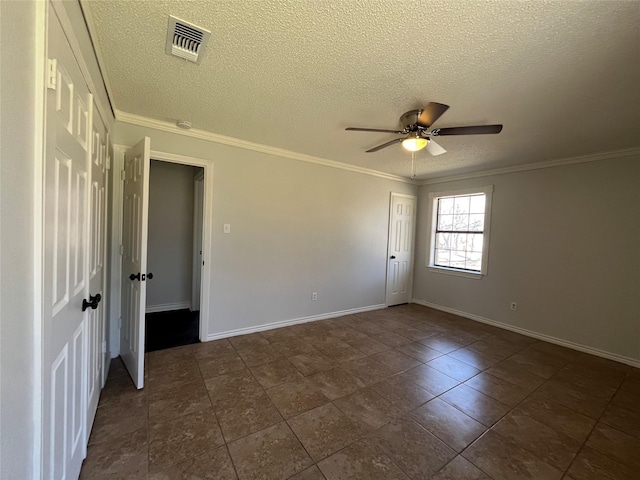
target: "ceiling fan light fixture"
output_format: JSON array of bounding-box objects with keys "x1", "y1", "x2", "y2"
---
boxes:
[{"x1": 402, "y1": 135, "x2": 429, "y2": 152}]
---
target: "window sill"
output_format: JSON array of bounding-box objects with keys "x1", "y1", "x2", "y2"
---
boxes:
[{"x1": 427, "y1": 266, "x2": 484, "y2": 280}]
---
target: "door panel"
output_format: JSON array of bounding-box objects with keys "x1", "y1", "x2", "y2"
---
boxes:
[
  {"x1": 120, "y1": 137, "x2": 150, "y2": 388},
  {"x1": 43, "y1": 7, "x2": 92, "y2": 478},
  {"x1": 86, "y1": 103, "x2": 108, "y2": 433},
  {"x1": 385, "y1": 194, "x2": 416, "y2": 306}
]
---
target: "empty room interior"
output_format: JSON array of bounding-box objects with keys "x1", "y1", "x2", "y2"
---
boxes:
[{"x1": 1, "y1": 1, "x2": 639, "y2": 479}]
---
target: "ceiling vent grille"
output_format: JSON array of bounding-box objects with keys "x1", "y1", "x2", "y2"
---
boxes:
[{"x1": 165, "y1": 16, "x2": 211, "y2": 64}]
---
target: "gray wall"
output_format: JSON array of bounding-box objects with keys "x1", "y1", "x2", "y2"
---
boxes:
[
  {"x1": 413, "y1": 154, "x2": 640, "y2": 362},
  {"x1": 115, "y1": 123, "x2": 417, "y2": 336},
  {"x1": 147, "y1": 161, "x2": 199, "y2": 310},
  {"x1": 0, "y1": 1, "x2": 38, "y2": 477}
]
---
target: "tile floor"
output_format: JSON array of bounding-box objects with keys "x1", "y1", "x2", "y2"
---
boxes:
[{"x1": 81, "y1": 304, "x2": 640, "y2": 480}]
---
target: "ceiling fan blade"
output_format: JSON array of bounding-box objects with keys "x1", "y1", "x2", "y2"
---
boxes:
[
  {"x1": 426, "y1": 139, "x2": 447, "y2": 156},
  {"x1": 366, "y1": 138, "x2": 403, "y2": 153},
  {"x1": 434, "y1": 124, "x2": 503, "y2": 136},
  {"x1": 417, "y1": 102, "x2": 450, "y2": 128},
  {"x1": 345, "y1": 127, "x2": 404, "y2": 134}
]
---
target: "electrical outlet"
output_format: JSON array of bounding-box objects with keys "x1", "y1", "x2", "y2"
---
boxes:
[
  {"x1": 311, "y1": 292, "x2": 318, "y2": 301},
  {"x1": 510, "y1": 302, "x2": 517, "y2": 311}
]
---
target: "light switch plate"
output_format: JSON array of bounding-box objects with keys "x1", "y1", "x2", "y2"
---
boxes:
[{"x1": 223, "y1": 224, "x2": 231, "y2": 234}]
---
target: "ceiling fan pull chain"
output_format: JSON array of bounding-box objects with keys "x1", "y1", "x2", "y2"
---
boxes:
[{"x1": 411, "y1": 151, "x2": 416, "y2": 180}]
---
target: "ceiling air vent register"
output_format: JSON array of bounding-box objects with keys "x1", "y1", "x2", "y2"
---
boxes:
[{"x1": 165, "y1": 15, "x2": 211, "y2": 64}]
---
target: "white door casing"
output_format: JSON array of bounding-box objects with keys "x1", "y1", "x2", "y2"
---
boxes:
[
  {"x1": 120, "y1": 137, "x2": 151, "y2": 388},
  {"x1": 385, "y1": 193, "x2": 417, "y2": 306},
  {"x1": 42, "y1": 7, "x2": 92, "y2": 478},
  {"x1": 86, "y1": 103, "x2": 109, "y2": 433},
  {"x1": 192, "y1": 171, "x2": 204, "y2": 311}
]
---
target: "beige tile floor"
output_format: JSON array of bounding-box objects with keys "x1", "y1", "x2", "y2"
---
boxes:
[{"x1": 81, "y1": 304, "x2": 640, "y2": 480}]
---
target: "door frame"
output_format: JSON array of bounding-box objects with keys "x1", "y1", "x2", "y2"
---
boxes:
[
  {"x1": 192, "y1": 170, "x2": 205, "y2": 311},
  {"x1": 385, "y1": 192, "x2": 417, "y2": 306},
  {"x1": 109, "y1": 147, "x2": 214, "y2": 352}
]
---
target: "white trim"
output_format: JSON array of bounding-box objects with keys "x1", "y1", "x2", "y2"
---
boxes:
[
  {"x1": 49, "y1": 0, "x2": 114, "y2": 129},
  {"x1": 149, "y1": 149, "x2": 213, "y2": 344},
  {"x1": 206, "y1": 305, "x2": 387, "y2": 342},
  {"x1": 77, "y1": 0, "x2": 117, "y2": 120},
  {"x1": 146, "y1": 302, "x2": 191, "y2": 314},
  {"x1": 412, "y1": 299, "x2": 640, "y2": 369},
  {"x1": 34, "y1": 1, "x2": 48, "y2": 476},
  {"x1": 418, "y1": 147, "x2": 640, "y2": 185},
  {"x1": 191, "y1": 171, "x2": 204, "y2": 311},
  {"x1": 116, "y1": 111, "x2": 414, "y2": 184},
  {"x1": 426, "y1": 185, "x2": 493, "y2": 276}
]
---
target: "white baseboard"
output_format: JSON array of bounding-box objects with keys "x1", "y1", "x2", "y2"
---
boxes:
[
  {"x1": 411, "y1": 299, "x2": 640, "y2": 369},
  {"x1": 146, "y1": 302, "x2": 191, "y2": 314},
  {"x1": 206, "y1": 304, "x2": 387, "y2": 342}
]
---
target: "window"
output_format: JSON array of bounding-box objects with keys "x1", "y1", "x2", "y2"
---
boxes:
[{"x1": 427, "y1": 186, "x2": 493, "y2": 277}]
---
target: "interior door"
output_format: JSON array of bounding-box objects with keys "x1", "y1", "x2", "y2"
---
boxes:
[
  {"x1": 42, "y1": 7, "x2": 92, "y2": 478},
  {"x1": 86, "y1": 104, "x2": 108, "y2": 432},
  {"x1": 120, "y1": 137, "x2": 151, "y2": 388},
  {"x1": 385, "y1": 193, "x2": 417, "y2": 306}
]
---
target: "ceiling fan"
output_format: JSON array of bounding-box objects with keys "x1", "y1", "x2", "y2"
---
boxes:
[{"x1": 346, "y1": 102, "x2": 502, "y2": 155}]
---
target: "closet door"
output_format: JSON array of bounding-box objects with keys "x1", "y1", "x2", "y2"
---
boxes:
[
  {"x1": 42, "y1": 6, "x2": 93, "y2": 478},
  {"x1": 86, "y1": 104, "x2": 108, "y2": 434}
]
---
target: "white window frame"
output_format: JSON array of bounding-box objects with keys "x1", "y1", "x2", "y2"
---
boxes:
[{"x1": 426, "y1": 185, "x2": 494, "y2": 279}]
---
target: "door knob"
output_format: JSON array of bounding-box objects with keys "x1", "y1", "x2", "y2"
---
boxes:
[
  {"x1": 147, "y1": 272, "x2": 154, "y2": 280},
  {"x1": 82, "y1": 293, "x2": 102, "y2": 311},
  {"x1": 129, "y1": 272, "x2": 140, "y2": 281},
  {"x1": 390, "y1": 255, "x2": 396, "y2": 259}
]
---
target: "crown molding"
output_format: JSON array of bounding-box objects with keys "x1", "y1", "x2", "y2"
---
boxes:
[
  {"x1": 417, "y1": 147, "x2": 640, "y2": 186},
  {"x1": 115, "y1": 110, "x2": 415, "y2": 184}
]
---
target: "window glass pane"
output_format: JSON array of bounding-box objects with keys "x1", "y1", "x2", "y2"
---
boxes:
[
  {"x1": 449, "y1": 233, "x2": 464, "y2": 252},
  {"x1": 435, "y1": 249, "x2": 450, "y2": 267},
  {"x1": 468, "y1": 234, "x2": 483, "y2": 253},
  {"x1": 468, "y1": 214, "x2": 484, "y2": 232},
  {"x1": 469, "y1": 194, "x2": 486, "y2": 214},
  {"x1": 437, "y1": 214, "x2": 453, "y2": 230},
  {"x1": 436, "y1": 232, "x2": 449, "y2": 249},
  {"x1": 465, "y1": 251, "x2": 482, "y2": 271},
  {"x1": 453, "y1": 214, "x2": 469, "y2": 231},
  {"x1": 449, "y1": 251, "x2": 467, "y2": 269},
  {"x1": 438, "y1": 197, "x2": 454, "y2": 215},
  {"x1": 454, "y1": 196, "x2": 470, "y2": 214}
]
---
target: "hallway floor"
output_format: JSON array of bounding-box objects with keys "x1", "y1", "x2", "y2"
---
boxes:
[
  {"x1": 145, "y1": 309, "x2": 200, "y2": 352},
  {"x1": 81, "y1": 304, "x2": 640, "y2": 479}
]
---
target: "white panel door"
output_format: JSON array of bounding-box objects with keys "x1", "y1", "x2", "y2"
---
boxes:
[
  {"x1": 120, "y1": 137, "x2": 151, "y2": 388},
  {"x1": 86, "y1": 104, "x2": 108, "y2": 433},
  {"x1": 43, "y1": 7, "x2": 92, "y2": 479},
  {"x1": 385, "y1": 193, "x2": 417, "y2": 306}
]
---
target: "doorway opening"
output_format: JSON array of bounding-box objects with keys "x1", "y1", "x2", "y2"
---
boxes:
[{"x1": 144, "y1": 159, "x2": 204, "y2": 352}]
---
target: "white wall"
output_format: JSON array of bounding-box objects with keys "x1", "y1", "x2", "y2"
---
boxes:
[
  {"x1": 413, "y1": 154, "x2": 640, "y2": 363},
  {"x1": 115, "y1": 123, "x2": 417, "y2": 338},
  {"x1": 147, "y1": 160, "x2": 199, "y2": 310},
  {"x1": 0, "y1": 1, "x2": 38, "y2": 477}
]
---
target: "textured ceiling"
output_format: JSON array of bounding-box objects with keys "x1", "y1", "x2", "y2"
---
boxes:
[{"x1": 83, "y1": 0, "x2": 640, "y2": 180}]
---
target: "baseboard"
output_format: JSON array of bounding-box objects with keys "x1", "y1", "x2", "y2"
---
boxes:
[
  {"x1": 411, "y1": 299, "x2": 640, "y2": 369},
  {"x1": 206, "y1": 304, "x2": 387, "y2": 341},
  {"x1": 146, "y1": 302, "x2": 191, "y2": 314}
]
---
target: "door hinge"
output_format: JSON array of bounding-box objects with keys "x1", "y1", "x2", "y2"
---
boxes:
[
  {"x1": 118, "y1": 317, "x2": 122, "y2": 330},
  {"x1": 47, "y1": 59, "x2": 57, "y2": 90},
  {"x1": 101, "y1": 341, "x2": 106, "y2": 354},
  {"x1": 119, "y1": 245, "x2": 124, "y2": 256},
  {"x1": 106, "y1": 155, "x2": 111, "y2": 170},
  {"x1": 120, "y1": 170, "x2": 125, "y2": 181}
]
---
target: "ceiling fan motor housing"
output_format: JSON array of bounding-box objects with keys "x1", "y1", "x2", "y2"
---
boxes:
[{"x1": 400, "y1": 110, "x2": 424, "y2": 130}]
